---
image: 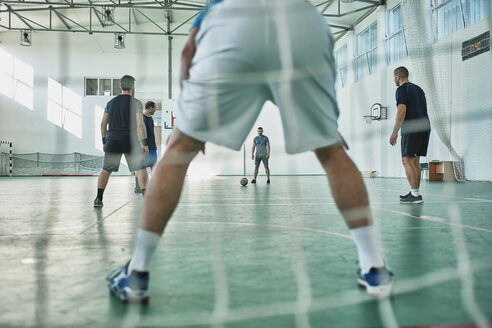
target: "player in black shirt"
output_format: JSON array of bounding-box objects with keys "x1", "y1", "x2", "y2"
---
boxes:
[
  {"x1": 390, "y1": 67, "x2": 431, "y2": 204},
  {"x1": 135, "y1": 101, "x2": 158, "y2": 193},
  {"x1": 94, "y1": 75, "x2": 149, "y2": 207}
]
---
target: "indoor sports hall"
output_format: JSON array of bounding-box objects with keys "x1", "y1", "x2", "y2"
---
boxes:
[{"x1": 0, "y1": 1, "x2": 491, "y2": 327}]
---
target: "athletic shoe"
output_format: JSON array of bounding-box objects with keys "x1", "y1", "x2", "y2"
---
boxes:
[
  {"x1": 107, "y1": 263, "x2": 150, "y2": 303},
  {"x1": 358, "y1": 266, "x2": 393, "y2": 298},
  {"x1": 93, "y1": 197, "x2": 103, "y2": 207},
  {"x1": 251, "y1": 179, "x2": 256, "y2": 184},
  {"x1": 134, "y1": 186, "x2": 143, "y2": 194},
  {"x1": 400, "y1": 192, "x2": 411, "y2": 199},
  {"x1": 400, "y1": 194, "x2": 423, "y2": 204},
  {"x1": 266, "y1": 179, "x2": 270, "y2": 184}
]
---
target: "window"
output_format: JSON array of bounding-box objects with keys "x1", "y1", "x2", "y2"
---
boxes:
[
  {"x1": 386, "y1": 4, "x2": 408, "y2": 64},
  {"x1": 0, "y1": 48, "x2": 34, "y2": 110},
  {"x1": 84, "y1": 77, "x2": 121, "y2": 96},
  {"x1": 48, "y1": 78, "x2": 82, "y2": 138},
  {"x1": 432, "y1": 0, "x2": 490, "y2": 41},
  {"x1": 335, "y1": 45, "x2": 348, "y2": 90},
  {"x1": 354, "y1": 22, "x2": 377, "y2": 81}
]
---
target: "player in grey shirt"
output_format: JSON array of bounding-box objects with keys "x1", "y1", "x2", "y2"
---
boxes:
[{"x1": 251, "y1": 127, "x2": 270, "y2": 184}]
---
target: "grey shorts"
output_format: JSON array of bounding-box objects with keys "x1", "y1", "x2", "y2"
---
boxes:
[
  {"x1": 255, "y1": 154, "x2": 268, "y2": 166},
  {"x1": 176, "y1": 0, "x2": 341, "y2": 154}
]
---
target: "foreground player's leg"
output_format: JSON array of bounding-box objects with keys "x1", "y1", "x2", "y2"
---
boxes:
[
  {"x1": 107, "y1": 130, "x2": 204, "y2": 302},
  {"x1": 94, "y1": 170, "x2": 111, "y2": 207},
  {"x1": 315, "y1": 144, "x2": 392, "y2": 297}
]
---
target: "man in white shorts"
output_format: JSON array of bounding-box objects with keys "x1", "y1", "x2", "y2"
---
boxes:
[{"x1": 107, "y1": 0, "x2": 393, "y2": 302}]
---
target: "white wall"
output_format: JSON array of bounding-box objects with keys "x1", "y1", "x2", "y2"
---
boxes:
[{"x1": 334, "y1": 1, "x2": 492, "y2": 181}]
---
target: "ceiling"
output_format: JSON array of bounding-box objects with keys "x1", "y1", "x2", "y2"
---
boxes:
[{"x1": 0, "y1": 0, "x2": 383, "y2": 40}]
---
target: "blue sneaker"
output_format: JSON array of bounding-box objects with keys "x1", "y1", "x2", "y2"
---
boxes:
[
  {"x1": 358, "y1": 267, "x2": 393, "y2": 297},
  {"x1": 107, "y1": 263, "x2": 150, "y2": 303}
]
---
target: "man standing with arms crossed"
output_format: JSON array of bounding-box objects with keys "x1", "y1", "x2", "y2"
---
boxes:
[
  {"x1": 251, "y1": 127, "x2": 270, "y2": 184},
  {"x1": 107, "y1": 0, "x2": 392, "y2": 302},
  {"x1": 390, "y1": 66, "x2": 431, "y2": 204},
  {"x1": 94, "y1": 75, "x2": 149, "y2": 207}
]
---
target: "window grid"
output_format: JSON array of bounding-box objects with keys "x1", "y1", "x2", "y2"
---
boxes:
[
  {"x1": 354, "y1": 22, "x2": 378, "y2": 81},
  {"x1": 432, "y1": 0, "x2": 490, "y2": 41},
  {"x1": 386, "y1": 4, "x2": 408, "y2": 64},
  {"x1": 84, "y1": 77, "x2": 120, "y2": 96},
  {"x1": 335, "y1": 44, "x2": 348, "y2": 90}
]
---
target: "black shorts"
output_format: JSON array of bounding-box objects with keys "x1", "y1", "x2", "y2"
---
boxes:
[
  {"x1": 401, "y1": 131, "x2": 430, "y2": 157},
  {"x1": 103, "y1": 138, "x2": 145, "y2": 172}
]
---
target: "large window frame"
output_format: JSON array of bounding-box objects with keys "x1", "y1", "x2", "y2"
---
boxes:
[
  {"x1": 432, "y1": 0, "x2": 490, "y2": 41},
  {"x1": 354, "y1": 22, "x2": 378, "y2": 82},
  {"x1": 386, "y1": 4, "x2": 408, "y2": 64},
  {"x1": 335, "y1": 44, "x2": 348, "y2": 90}
]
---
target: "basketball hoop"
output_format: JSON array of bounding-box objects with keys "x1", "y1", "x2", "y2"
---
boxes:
[{"x1": 363, "y1": 115, "x2": 373, "y2": 123}]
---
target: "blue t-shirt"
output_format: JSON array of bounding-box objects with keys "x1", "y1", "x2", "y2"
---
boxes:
[
  {"x1": 396, "y1": 82, "x2": 431, "y2": 134},
  {"x1": 191, "y1": 0, "x2": 224, "y2": 29},
  {"x1": 105, "y1": 95, "x2": 143, "y2": 141},
  {"x1": 143, "y1": 115, "x2": 157, "y2": 151},
  {"x1": 254, "y1": 135, "x2": 269, "y2": 156}
]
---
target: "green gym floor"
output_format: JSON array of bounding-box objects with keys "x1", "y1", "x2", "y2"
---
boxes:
[{"x1": 0, "y1": 176, "x2": 491, "y2": 328}]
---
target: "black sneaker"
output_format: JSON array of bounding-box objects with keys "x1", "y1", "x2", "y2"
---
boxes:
[
  {"x1": 266, "y1": 179, "x2": 270, "y2": 184},
  {"x1": 251, "y1": 179, "x2": 256, "y2": 184},
  {"x1": 400, "y1": 192, "x2": 411, "y2": 199},
  {"x1": 400, "y1": 194, "x2": 423, "y2": 204},
  {"x1": 94, "y1": 197, "x2": 103, "y2": 207},
  {"x1": 134, "y1": 186, "x2": 143, "y2": 194}
]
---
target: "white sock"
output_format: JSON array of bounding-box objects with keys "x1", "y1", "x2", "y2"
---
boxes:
[
  {"x1": 128, "y1": 229, "x2": 161, "y2": 273},
  {"x1": 350, "y1": 225, "x2": 385, "y2": 274},
  {"x1": 411, "y1": 189, "x2": 420, "y2": 196}
]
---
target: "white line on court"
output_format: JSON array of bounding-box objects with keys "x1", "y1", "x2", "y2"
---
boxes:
[{"x1": 373, "y1": 207, "x2": 492, "y2": 233}]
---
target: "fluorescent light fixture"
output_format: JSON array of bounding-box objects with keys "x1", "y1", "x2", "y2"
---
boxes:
[
  {"x1": 102, "y1": 6, "x2": 115, "y2": 26},
  {"x1": 20, "y1": 30, "x2": 31, "y2": 46},
  {"x1": 114, "y1": 33, "x2": 125, "y2": 49}
]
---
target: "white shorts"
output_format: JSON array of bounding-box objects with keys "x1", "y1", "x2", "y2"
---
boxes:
[{"x1": 177, "y1": 0, "x2": 341, "y2": 154}]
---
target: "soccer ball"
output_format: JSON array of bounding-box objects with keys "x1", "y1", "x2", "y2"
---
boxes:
[{"x1": 240, "y1": 177, "x2": 248, "y2": 186}]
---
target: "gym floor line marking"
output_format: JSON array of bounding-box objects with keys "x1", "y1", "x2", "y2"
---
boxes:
[
  {"x1": 79, "y1": 195, "x2": 140, "y2": 234},
  {"x1": 368, "y1": 187, "x2": 492, "y2": 203},
  {"x1": 373, "y1": 207, "x2": 492, "y2": 233},
  {"x1": 167, "y1": 221, "x2": 389, "y2": 252}
]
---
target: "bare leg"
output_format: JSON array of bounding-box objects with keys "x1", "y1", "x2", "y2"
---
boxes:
[
  {"x1": 264, "y1": 164, "x2": 270, "y2": 180},
  {"x1": 97, "y1": 170, "x2": 111, "y2": 189},
  {"x1": 137, "y1": 168, "x2": 148, "y2": 190},
  {"x1": 315, "y1": 145, "x2": 370, "y2": 228},
  {"x1": 140, "y1": 130, "x2": 204, "y2": 235},
  {"x1": 315, "y1": 144, "x2": 386, "y2": 278},
  {"x1": 402, "y1": 156, "x2": 419, "y2": 190},
  {"x1": 413, "y1": 156, "x2": 421, "y2": 189},
  {"x1": 253, "y1": 165, "x2": 259, "y2": 180}
]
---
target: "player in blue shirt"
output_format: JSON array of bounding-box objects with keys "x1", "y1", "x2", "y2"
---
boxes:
[{"x1": 251, "y1": 127, "x2": 271, "y2": 184}]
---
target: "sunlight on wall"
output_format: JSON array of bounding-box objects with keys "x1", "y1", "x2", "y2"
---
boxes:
[
  {"x1": 94, "y1": 105, "x2": 104, "y2": 152},
  {"x1": 47, "y1": 78, "x2": 82, "y2": 138},
  {"x1": 0, "y1": 48, "x2": 33, "y2": 110}
]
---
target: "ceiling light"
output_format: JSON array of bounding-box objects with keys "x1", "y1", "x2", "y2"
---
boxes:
[
  {"x1": 20, "y1": 30, "x2": 31, "y2": 46},
  {"x1": 102, "y1": 6, "x2": 115, "y2": 26},
  {"x1": 114, "y1": 33, "x2": 125, "y2": 49}
]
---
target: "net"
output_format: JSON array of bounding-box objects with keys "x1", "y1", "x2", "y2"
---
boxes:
[
  {"x1": 400, "y1": 0, "x2": 491, "y2": 182},
  {"x1": 0, "y1": 152, "x2": 104, "y2": 176}
]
